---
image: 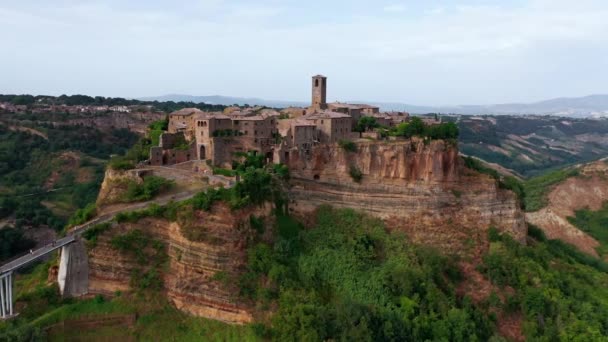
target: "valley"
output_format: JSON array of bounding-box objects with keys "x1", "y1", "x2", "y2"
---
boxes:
[{"x1": 1, "y1": 90, "x2": 608, "y2": 341}]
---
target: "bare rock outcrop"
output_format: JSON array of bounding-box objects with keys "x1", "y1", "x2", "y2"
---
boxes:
[{"x1": 288, "y1": 138, "x2": 526, "y2": 254}]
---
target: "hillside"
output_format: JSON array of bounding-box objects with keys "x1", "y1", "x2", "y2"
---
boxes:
[
  {"x1": 0, "y1": 114, "x2": 144, "y2": 261},
  {"x1": 524, "y1": 160, "x2": 608, "y2": 259},
  {"x1": 456, "y1": 115, "x2": 608, "y2": 177}
]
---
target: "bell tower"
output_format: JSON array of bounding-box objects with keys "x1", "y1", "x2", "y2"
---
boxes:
[{"x1": 311, "y1": 75, "x2": 327, "y2": 111}]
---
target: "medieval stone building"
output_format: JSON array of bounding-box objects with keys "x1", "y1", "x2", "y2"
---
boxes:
[{"x1": 150, "y1": 75, "x2": 412, "y2": 168}]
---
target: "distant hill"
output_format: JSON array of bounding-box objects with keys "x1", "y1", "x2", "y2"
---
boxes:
[
  {"x1": 138, "y1": 94, "x2": 308, "y2": 109},
  {"x1": 142, "y1": 94, "x2": 608, "y2": 117},
  {"x1": 456, "y1": 114, "x2": 608, "y2": 177}
]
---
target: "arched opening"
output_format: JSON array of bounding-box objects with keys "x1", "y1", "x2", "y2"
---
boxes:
[
  {"x1": 265, "y1": 151, "x2": 273, "y2": 164},
  {"x1": 313, "y1": 174, "x2": 320, "y2": 180},
  {"x1": 315, "y1": 79, "x2": 319, "y2": 87},
  {"x1": 200, "y1": 145, "x2": 206, "y2": 160}
]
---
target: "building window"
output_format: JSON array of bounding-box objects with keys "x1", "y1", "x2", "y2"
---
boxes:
[
  {"x1": 315, "y1": 79, "x2": 319, "y2": 87},
  {"x1": 200, "y1": 131, "x2": 204, "y2": 137}
]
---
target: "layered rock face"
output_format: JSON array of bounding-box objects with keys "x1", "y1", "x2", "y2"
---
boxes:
[
  {"x1": 288, "y1": 139, "x2": 526, "y2": 253},
  {"x1": 88, "y1": 202, "x2": 272, "y2": 324}
]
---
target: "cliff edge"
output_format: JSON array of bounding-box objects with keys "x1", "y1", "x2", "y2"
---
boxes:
[{"x1": 287, "y1": 138, "x2": 526, "y2": 254}]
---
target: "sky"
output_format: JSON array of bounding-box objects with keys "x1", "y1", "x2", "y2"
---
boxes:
[{"x1": 1, "y1": 0, "x2": 607, "y2": 105}]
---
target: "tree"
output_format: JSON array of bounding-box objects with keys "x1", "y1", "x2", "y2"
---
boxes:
[{"x1": 355, "y1": 116, "x2": 379, "y2": 132}]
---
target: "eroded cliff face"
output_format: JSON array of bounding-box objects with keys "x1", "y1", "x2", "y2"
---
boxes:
[
  {"x1": 525, "y1": 161, "x2": 608, "y2": 256},
  {"x1": 87, "y1": 202, "x2": 272, "y2": 324},
  {"x1": 288, "y1": 139, "x2": 526, "y2": 254},
  {"x1": 96, "y1": 168, "x2": 147, "y2": 207}
]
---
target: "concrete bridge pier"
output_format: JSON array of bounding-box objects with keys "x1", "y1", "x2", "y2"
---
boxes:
[
  {"x1": 57, "y1": 239, "x2": 89, "y2": 298},
  {"x1": 0, "y1": 271, "x2": 13, "y2": 319}
]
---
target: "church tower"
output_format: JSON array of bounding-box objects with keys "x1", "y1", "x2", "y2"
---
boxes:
[{"x1": 311, "y1": 75, "x2": 327, "y2": 111}]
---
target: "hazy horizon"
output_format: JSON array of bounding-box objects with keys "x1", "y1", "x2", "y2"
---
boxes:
[{"x1": 1, "y1": 0, "x2": 607, "y2": 106}]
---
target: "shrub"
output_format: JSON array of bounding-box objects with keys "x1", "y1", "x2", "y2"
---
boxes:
[
  {"x1": 349, "y1": 166, "x2": 363, "y2": 183},
  {"x1": 339, "y1": 140, "x2": 357, "y2": 152},
  {"x1": 82, "y1": 222, "x2": 111, "y2": 247},
  {"x1": 108, "y1": 156, "x2": 135, "y2": 170},
  {"x1": 212, "y1": 167, "x2": 237, "y2": 177},
  {"x1": 67, "y1": 203, "x2": 96, "y2": 227},
  {"x1": 121, "y1": 176, "x2": 174, "y2": 202}
]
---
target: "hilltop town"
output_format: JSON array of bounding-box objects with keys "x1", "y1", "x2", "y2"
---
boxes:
[{"x1": 151, "y1": 75, "x2": 434, "y2": 167}]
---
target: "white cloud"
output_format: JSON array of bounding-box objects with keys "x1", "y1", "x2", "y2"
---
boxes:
[{"x1": 0, "y1": 0, "x2": 607, "y2": 104}]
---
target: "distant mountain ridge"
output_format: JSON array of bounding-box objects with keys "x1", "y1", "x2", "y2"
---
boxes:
[{"x1": 140, "y1": 94, "x2": 608, "y2": 117}]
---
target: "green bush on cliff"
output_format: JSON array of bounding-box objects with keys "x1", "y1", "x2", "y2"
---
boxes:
[
  {"x1": 121, "y1": 176, "x2": 174, "y2": 203},
  {"x1": 348, "y1": 165, "x2": 363, "y2": 183},
  {"x1": 338, "y1": 139, "x2": 357, "y2": 152},
  {"x1": 82, "y1": 222, "x2": 111, "y2": 247},
  {"x1": 67, "y1": 203, "x2": 97, "y2": 227}
]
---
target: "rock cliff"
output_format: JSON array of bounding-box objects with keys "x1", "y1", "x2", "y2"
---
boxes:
[
  {"x1": 287, "y1": 138, "x2": 526, "y2": 254},
  {"x1": 87, "y1": 202, "x2": 272, "y2": 324}
]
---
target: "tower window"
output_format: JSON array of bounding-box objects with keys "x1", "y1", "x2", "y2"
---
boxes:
[{"x1": 315, "y1": 79, "x2": 319, "y2": 87}]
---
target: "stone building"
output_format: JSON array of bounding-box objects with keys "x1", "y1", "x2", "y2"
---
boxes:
[
  {"x1": 151, "y1": 74, "x2": 414, "y2": 167},
  {"x1": 304, "y1": 111, "x2": 352, "y2": 143}
]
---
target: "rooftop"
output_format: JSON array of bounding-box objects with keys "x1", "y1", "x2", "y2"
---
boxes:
[
  {"x1": 305, "y1": 110, "x2": 351, "y2": 119},
  {"x1": 169, "y1": 108, "x2": 204, "y2": 116},
  {"x1": 193, "y1": 112, "x2": 231, "y2": 120}
]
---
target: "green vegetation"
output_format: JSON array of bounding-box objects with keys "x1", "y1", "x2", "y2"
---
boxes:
[
  {"x1": 479, "y1": 227, "x2": 608, "y2": 340},
  {"x1": 148, "y1": 118, "x2": 169, "y2": 146},
  {"x1": 212, "y1": 167, "x2": 237, "y2": 177},
  {"x1": 457, "y1": 115, "x2": 608, "y2": 177},
  {"x1": 67, "y1": 203, "x2": 97, "y2": 227},
  {"x1": 338, "y1": 139, "x2": 357, "y2": 152},
  {"x1": 0, "y1": 227, "x2": 35, "y2": 262},
  {"x1": 111, "y1": 229, "x2": 167, "y2": 290},
  {"x1": 390, "y1": 117, "x2": 459, "y2": 140},
  {"x1": 0, "y1": 262, "x2": 256, "y2": 341},
  {"x1": 121, "y1": 176, "x2": 174, "y2": 203},
  {"x1": 82, "y1": 222, "x2": 112, "y2": 247},
  {"x1": 349, "y1": 165, "x2": 363, "y2": 183},
  {"x1": 354, "y1": 116, "x2": 379, "y2": 133},
  {"x1": 567, "y1": 202, "x2": 608, "y2": 256},
  {"x1": 523, "y1": 167, "x2": 579, "y2": 212},
  {"x1": 0, "y1": 122, "x2": 135, "y2": 260},
  {"x1": 0, "y1": 94, "x2": 227, "y2": 112},
  {"x1": 240, "y1": 207, "x2": 496, "y2": 341},
  {"x1": 463, "y1": 157, "x2": 524, "y2": 205},
  {"x1": 109, "y1": 136, "x2": 156, "y2": 170}
]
